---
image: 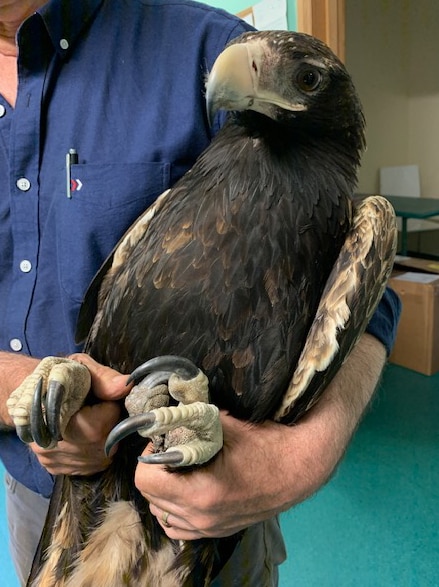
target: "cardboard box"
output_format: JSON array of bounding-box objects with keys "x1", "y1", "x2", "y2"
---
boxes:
[{"x1": 389, "y1": 272, "x2": 439, "y2": 375}]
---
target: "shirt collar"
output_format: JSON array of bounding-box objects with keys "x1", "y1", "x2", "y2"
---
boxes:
[{"x1": 37, "y1": 0, "x2": 104, "y2": 58}]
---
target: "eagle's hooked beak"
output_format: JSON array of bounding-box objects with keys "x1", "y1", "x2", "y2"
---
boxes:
[
  {"x1": 206, "y1": 40, "x2": 307, "y2": 125},
  {"x1": 206, "y1": 43, "x2": 258, "y2": 125}
]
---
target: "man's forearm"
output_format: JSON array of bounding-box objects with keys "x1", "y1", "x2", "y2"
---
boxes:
[
  {"x1": 311, "y1": 332, "x2": 387, "y2": 440},
  {"x1": 284, "y1": 332, "x2": 387, "y2": 504},
  {"x1": 0, "y1": 351, "x2": 39, "y2": 427}
]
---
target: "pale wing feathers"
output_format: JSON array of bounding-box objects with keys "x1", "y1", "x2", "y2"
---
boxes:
[
  {"x1": 85, "y1": 189, "x2": 171, "y2": 345},
  {"x1": 112, "y1": 188, "x2": 171, "y2": 270},
  {"x1": 274, "y1": 195, "x2": 397, "y2": 421}
]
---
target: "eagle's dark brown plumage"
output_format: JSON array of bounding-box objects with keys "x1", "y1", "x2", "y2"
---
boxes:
[{"x1": 9, "y1": 31, "x2": 396, "y2": 586}]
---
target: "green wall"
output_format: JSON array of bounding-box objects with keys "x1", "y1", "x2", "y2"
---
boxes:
[{"x1": 202, "y1": 0, "x2": 297, "y2": 31}]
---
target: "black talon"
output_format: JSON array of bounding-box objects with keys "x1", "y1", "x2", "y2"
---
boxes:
[
  {"x1": 104, "y1": 413, "x2": 156, "y2": 456},
  {"x1": 138, "y1": 451, "x2": 184, "y2": 466},
  {"x1": 46, "y1": 380, "x2": 66, "y2": 442},
  {"x1": 137, "y1": 371, "x2": 175, "y2": 390},
  {"x1": 16, "y1": 425, "x2": 34, "y2": 444},
  {"x1": 30, "y1": 377, "x2": 53, "y2": 448},
  {"x1": 109, "y1": 356, "x2": 202, "y2": 461},
  {"x1": 127, "y1": 355, "x2": 199, "y2": 386}
]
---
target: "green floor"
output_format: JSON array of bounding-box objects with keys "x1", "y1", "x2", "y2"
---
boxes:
[
  {"x1": 279, "y1": 363, "x2": 439, "y2": 586},
  {"x1": 1, "y1": 363, "x2": 438, "y2": 586}
]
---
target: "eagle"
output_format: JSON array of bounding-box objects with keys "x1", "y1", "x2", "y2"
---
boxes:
[{"x1": 7, "y1": 31, "x2": 397, "y2": 587}]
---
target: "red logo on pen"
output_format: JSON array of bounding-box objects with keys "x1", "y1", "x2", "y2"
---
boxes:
[{"x1": 70, "y1": 178, "x2": 83, "y2": 192}]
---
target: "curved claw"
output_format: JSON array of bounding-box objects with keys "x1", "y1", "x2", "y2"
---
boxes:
[
  {"x1": 104, "y1": 413, "x2": 156, "y2": 456},
  {"x1": 127, "y1": 356, "x2": 199, "y2": 386},
  {"x1": 45, "y1": 380, "x2": 66, "y2": 442},
  {"x1": 138, "y1": 451, "x2": 184, "y2": 466},
  {"x1": 30, "y1": 377, "x2": 53, "y2": 448},
  {"x1": 15, "y1": 425, "x2": 34, "y2": 444},
  {"x1": 136, "y1": 371, "x2": 175, "y2": 391}
]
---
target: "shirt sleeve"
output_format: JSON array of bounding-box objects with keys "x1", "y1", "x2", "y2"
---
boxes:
[{"x1": 365, "y1": 286, "x2": 402, "y2": 356}]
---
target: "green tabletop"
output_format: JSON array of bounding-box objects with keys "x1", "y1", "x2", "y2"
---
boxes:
[{"x1": 385, "y1": 195, "x2": 439, "y2": 219}]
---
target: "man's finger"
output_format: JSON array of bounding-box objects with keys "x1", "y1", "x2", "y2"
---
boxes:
[{"x1": 69, "y1": 353, "x2": 132, "y2": 400}]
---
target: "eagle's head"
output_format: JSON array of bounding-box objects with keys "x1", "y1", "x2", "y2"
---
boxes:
[{"x1": 206, "y1": 31, "x2": 365, "y2": 159}]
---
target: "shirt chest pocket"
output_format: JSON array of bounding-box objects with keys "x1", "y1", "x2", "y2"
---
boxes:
[{"x1": 56, "y1": 162, "x2": 170, "y2": 303}]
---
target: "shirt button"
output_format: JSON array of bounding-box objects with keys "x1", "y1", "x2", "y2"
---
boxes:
[
  {"x1": 20, "y1": 260, "x2": 32, "y2": 273},
  {"x1": 10, "y1": 338, "x2": 23, "y2": 352},
  {"x1": 16, "y1": 177, "x2": 31, "y2": 192},
  {"x1": 0, "y1": 104, "x2": 5, "y2": 117},
  {"x1": 60, "y1": 38, "x2": 69, "y2": 50}
]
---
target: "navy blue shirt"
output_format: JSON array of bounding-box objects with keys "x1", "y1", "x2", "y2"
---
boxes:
[
  {"x1": 0, "y1": 0, "x2": 400, "y2": 498},
  {"x1": 0, "y1": 0, "x2": 253, "y2": 496}
]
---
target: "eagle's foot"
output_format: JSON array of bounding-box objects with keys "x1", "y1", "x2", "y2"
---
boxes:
[
  {"x1": 127, "y1": 355, "x2": 210, "y2": 405},
  {"x1": 133, "y1": 401, "x2": 222, "y2": 466},
  {"x1": 105, "y1": 355, "x2": 223, "y2": 467},
  {"x1": 6, "y1": 356, "x2": 91, "y2": 448}
]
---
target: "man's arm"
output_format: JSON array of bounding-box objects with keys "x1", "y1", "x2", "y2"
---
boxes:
[
  {"x1": 0, "y1": 329, "x2": 384, "y2": 494},
  {"x1": 135, "y1": 333, "x2": 386, "y2": 540}
]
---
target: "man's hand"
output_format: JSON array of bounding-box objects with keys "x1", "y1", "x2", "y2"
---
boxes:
[
  {"x1": 31, "y1": 401, "x2": 121, "y2": 475},
  {"x1": 140, "y1": 413, "x2": 310, "y2": 539},
  {"x1": 68, "y1": 353, "x2": 131, "y2": 402},
  {"x1": 136, "y1": 333, "x2": 386, "y2": 539},
  {"x1": 30, "y1": 353, "x2": 131, "y2": 476}
]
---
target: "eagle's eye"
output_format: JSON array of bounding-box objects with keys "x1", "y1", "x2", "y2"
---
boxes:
[{"x1": 296, "y1": 67, "x2": 322, "y2": 92}]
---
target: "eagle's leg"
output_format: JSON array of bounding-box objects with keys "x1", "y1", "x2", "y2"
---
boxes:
[
  {"x1": 105, "y1": 355, "x2": 223, "y2": 467},
  {"x1": 6, "y1": 356, "x2": 91, "y2": 448}
]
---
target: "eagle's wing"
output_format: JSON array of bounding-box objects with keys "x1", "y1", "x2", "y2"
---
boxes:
[
  {"x1": 275, "y1": 195, "x2": 397, "y2": 423},
  {"x1": 75, "y1": 188, "x2": 171, "y2": 345}
]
